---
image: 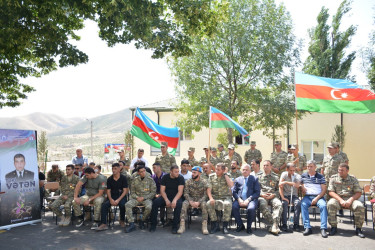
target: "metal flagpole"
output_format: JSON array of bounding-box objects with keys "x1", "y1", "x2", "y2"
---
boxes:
[
  {"x1": 208, "y1": 106, "x2": 212, "y2": 167},
  {"x1": 293, "y1": 71, "x2": 299, "y2": 146}
]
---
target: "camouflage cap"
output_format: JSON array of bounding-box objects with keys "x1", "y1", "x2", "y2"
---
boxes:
[
  {"x1": 117, "y1": 149, "x2": 124, "y2": 153},
  {"x1": 200, "y1": 157, "x2": 207, "y2": 163},
  {"x1": 332, "y1": 142, "x2": 340, "y2": 148},
  {"x1": 274, "y1": 141, "x2": 282, "y2": 145},
  {"x1": 290, "y1": 145, "x2": 296, "y2": 150},
  {"x1": 160, "y1": 142, "x2": 168, "y2": 147},
  {"x1": 217, "y1": 144, "x2": 224, "y2": 148},
  {"x1": 211, "y1": 147, "x2": 217, "y2": 152},
  {"x1": 250, "y1": 141, "x2": 256, "y2": 145},
  {"x1": 327, "y1": 142, "x2": 335, "y2": 148},
  {"x1": 188, "y1": 147, "x2": 195, "y2": 152},
  {"x1": 228, "y1": 143, "x2": 235, "y2": 149}
]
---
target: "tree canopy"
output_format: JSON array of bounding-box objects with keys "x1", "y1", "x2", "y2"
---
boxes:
[
  {"x1": 0, "y1": 0, "x2": 223, "y2": 108},
  {"x1": 170, "y1": 0, "x2": 300, "y2": 143},
  {"x1": 303, "y1": 0, "x2": 356, "y2": 80}
]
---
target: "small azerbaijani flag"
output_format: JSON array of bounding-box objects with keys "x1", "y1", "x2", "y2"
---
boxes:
[
  {"x1": 131, "y1": 108, "x2": 179, "y2": 155},
  {"x1": 295, "y1": 72, "x2": 375, "y2": 113},
  {"x1": 209, "y1": 107, "x2": 249, "y2": 136}
]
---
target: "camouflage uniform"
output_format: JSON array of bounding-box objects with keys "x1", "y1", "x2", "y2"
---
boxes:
[
  {"x1": 206, "y1": 173, "x2": 232, "y2": 222},
  {"x1": 155, "y1": 153, "x2": 176, "y2": 173},
  {"x1": 72, "y1": 175, "x2": 107, "y2": 221},
  {"x1": 187, "y1": 157, "x2": 199, "y2": 167},
  {"x1": 49, "y1": 175, "x2": 79, "y2": 216},
  {"x1": 121, "y1": 170, "x2": 132, "y2": 190},
  {"x1": 46, "y1": 169, "x2": 65, "y2": 196},
  {"x1": 244, "y1": 149, "x2": 262, "y2": 164},
  {"x1": 322, "y1": 153, "x2": 345, "y2": 184},
  {"x1": 223, "y1": 154, "x2": 242, "y2": 170},
  {"x1": 338, "y1": 151, "x2": 349, "y2": 163},
  {"x1": 181, "y1": 178, "x2": 209, "y2": 221},
  {"x1": 219, "y1": 150, "x2": 227, "y2": 160},
  {"x1": 370, "y1": 176, "x2": 375, "y2": 224},
  {"x1": 201, "y1": 172, "x2": 211, "y2": 180},
  {"x1": 210, "y1": 156, "x2": 222, "y2": 168},
  {"x1": 230, "y1": 170, "x2": 242, "y2": 180},
  {"x1": 257, "y1": 172, "x2": 282, "y2": 225},
  {"x1": 270, "y1": 150, "x2": 288, "y2": 175},
  {"x1": 286, "y1": 154, "x2": 307, "y2": 175},
  {"x1": 327, "y1": 174, "x2": 365, "y2": 228},
  {"x1": 125, "y1": 175, "x2": 156, "y2": 222}
]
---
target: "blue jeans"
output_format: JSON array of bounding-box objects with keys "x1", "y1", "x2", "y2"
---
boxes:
[{"x1": 301, "y1": 195, "x2": 327, "y2": 229}]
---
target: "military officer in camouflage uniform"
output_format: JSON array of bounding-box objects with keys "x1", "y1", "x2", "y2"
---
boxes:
[
  {"x1": 46, "y1": 164, "x2": 65, "y2": 196},
  {"x1": 49, "y1": 164, "x2": 79, "y2": 226},
  {"x1": 186, "y1": 147, "x2": 199, "y2": 169},
  {"x1": 229, "y1": 160, "x2": 242, "y2": 180},
  {"x1": 201, "y1": 163, "x2": 212, "y2": 180},
  {"x1": 177, "y1": 166, "x2": 209, "y2": 235},
  {"x1": 217, "y1": 144, "x2": 227, "y2": 160},
  {"x1": 224, "y1": 144, "x2": 242, "y2": 170},
  {"x1": 334, "y1": 142, "x2": 349, "y2": 164},
  {"x1": 207, "y1": 163, "x2": 234, "y2": 234},
  {"x1": 155, "y1": 142, "x2": 176, "y2": 173},
  {"x1": 286, "y1": 145, "x2": 306, "y2": 175},
  {"x1": 270, "y1": 141, "x2": 288, "y2": 175},
  {"x1": 244, "y1": 141, "x2": 262, "y2": 164},
  {"x1": 370, "y1": 176, "x2": 375, "y2": 225},
  {"x1": 321, "y1": 143, "x2": 345, "y2": 184},
  {"x1": 119, "y1": 160, "x2": 132, "y2": 188},
  {"x1": 73, "y1": 167, "x2": 107, "y2": 229},
  {"x1": 210, "y1": 147, "x2": 222, "y2": 167},
  {"x1": 327, "y1": 163, "x2": 365, "y2": 238},
  {"x1": 125, "y1": 165, "x2": 156, "y2": 233},
  {"x1": 258, "y1": 160, "x2": 282, "y2": 235}
]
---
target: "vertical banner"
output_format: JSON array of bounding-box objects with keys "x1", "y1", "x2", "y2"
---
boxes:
[{"x1": 0, "y1": 129, "x2": 41, "y2": 229}]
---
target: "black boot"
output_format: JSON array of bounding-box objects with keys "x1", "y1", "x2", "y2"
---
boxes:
[
  {"x1": 330, "y1": 227, "x2": 337, "y2": 236},
  {"x1": 125, "y1": 222, "x2": 136, "y2": 233},
  {"x1": 210, "y1": 221, "x2": 220, "y2": 234},
  {"x1": 355, "y1": 228, "x2": 365, "y2": 238},
  {"x1": 139, "y1": 221, "x2": 145, "y2": 230},
  {"x1": 223, "y1": 222, "x2": 229, "y2": 234}
]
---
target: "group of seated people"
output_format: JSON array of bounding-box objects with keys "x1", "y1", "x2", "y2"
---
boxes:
[{"x1": 45, "y1": 153, "x2": 373, "y2": 239}]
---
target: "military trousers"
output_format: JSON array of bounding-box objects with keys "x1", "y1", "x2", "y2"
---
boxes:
[
  {"x1": 180, "y1": 199, "x2": 208, "y2": 221},
  {"x1": 49, "y1": 196, "x2": 74, "y2": 217},
  {"x1": 206, "y1": 198, "x2": 232, "y2": 222},
  {"x1": 125, "y1": 198, "x2": 153, "y2": 223},
  {"x1": 72, "y1": 195, "x2": 104, "y2": 222},
  {"x1": 258, "y1": 196, "x2": 282, "y2": 225},
  {"x1": 327, "y1": 198, "x2": 365, "y2": 228}
]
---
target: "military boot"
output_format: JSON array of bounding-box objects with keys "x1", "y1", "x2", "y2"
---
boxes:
[
  {"x1": 62, "y1": 216, "x2": 71, "y2": 226},
  {"x1": 58, "y1": 215, "x2": 65, "y2": 226},
  {"x1": 177, "y1": 219, "x2": 185, "y2": 234},
  {"x1": 202, "y1": 220, "x2": 209, "y2": 235},
  {"x1": 223, "y1": 222, "x2": 229, "y2": 234},
  {"x1": 270, "y1": 222, "x2": 279, "y2": 235},
  {"x1": 210, "y1": 221, "x2": 220, "y2": 234}
]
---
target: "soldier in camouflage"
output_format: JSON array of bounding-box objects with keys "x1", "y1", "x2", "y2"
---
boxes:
[
  {"x1": 217, "y1": 144, "x2": 227, "y2": 160},
  {"x1": 244, "y1": 141, "x2": 262, "y2": 164},
  {"x1": 125, "y1": 165, "x2": 156, "y2": 233},
  {"x1": 270, "y1": 141, "x2": 288, "y2": 175},
  {"x1": 177, "y1": 166, "x2": 209, "y2": 235},
  {"x1": 155, "y1": 142, "x2": 176, "y2": 173},
  {"x1": 224, "y1": 144, "x2": 242, "y2": 170},
  {"x1": 210, "y1": 147, "x2": 222, "y2": 167},
  {"x1": 334, "y1": 142, "x2": 349, "y2": 164},
  {"x1": 286, "y1": 145, "x2": 306, "y2": 175},
  {"x1": 229, "y1": 160, "x2": 242, "y2": 180},
  {"x1": 186, "y1": 147, "x2": 199, "y2": 169},
  {"x1": 201, "y1": 163, "x2": 213, "y2": 180},
  {"x1": 321, "y1": 143, "x2": 345, "y2": 184},
  {"x1": 119, "y1": 160, "x2": 132, "y2": 189},
  {"x1": 46, "y1": 164, "x2": 64, "y2": 196},
  {"x1": 49, "y1": 164, "x2": 79, "y2": 226},
  {"x1": 207, "y1": 163, "x2": 234, "y2": 234},
  {"x1": 370, "y1": 176, "x2": 375, "y2": 226},
  {"x1": 258, "y1": 160, "x2": 283, "y2": 235},
  {"x1": 327, "y1": 163, "x2": 365, "y2": 238}
]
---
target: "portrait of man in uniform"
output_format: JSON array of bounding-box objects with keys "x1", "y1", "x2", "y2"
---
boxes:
[{"x1": 5, "y1": 153, "x2": 34, "y2": 180}]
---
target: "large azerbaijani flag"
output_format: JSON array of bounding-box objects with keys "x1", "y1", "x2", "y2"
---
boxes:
[
  {"x1": 295, "y1": 72, "x2": 375, "y2": 113},
  {"x1": 131, "y1": 108, "x2": 179, "y2": 155},
  {"x1": 209, "y1": 107, "x2": 249, "y2": 136}
]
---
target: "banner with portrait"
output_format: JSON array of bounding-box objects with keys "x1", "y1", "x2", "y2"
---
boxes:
[{"x1": 0, "y1": 129, "x2": 41, "y2": 229}]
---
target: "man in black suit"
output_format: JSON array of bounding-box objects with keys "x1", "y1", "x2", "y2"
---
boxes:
[
  {"x1": 5, "y1": 153, "x2": 34, "y2": 180},
  {"x1": 232, "y1": 164, "x2": 260, "y2": 234}
]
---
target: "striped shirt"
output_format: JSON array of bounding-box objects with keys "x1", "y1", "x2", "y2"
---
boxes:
[{"x1": 301, "y1": 172, "x2": 326, "y2": 196}]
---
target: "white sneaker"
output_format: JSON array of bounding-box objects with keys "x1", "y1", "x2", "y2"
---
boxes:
[{"x1": 91, "y1": 222, "x2": 98, "y2": 230}]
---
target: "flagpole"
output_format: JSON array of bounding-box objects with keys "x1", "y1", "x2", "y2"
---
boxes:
[
  {"x1": 208, "y1": 106, "x2": 212, "y2": 166},
  {"x1": 293, "y1": 70, "x2": 299, "y2": 146}
]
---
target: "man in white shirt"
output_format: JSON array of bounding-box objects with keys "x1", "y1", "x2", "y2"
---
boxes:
[
  {"x1": 180, "y1": 159, "x2": 192, "y2": 180},
  {"x1": 130, "y1": 148, "x2": 149, "y2": 170}
]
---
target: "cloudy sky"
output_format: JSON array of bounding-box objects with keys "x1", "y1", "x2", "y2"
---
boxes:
[{"x1": 0, "y1": 0, "x2": 373, "y2": 118}]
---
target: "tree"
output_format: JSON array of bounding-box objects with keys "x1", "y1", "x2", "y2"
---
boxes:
[
  {"x1": 359, "y1": 15, "x2": 375, "y2": 91},
  {"x1": 303, "y1": 0, "x2": 356, "y2": 80},
  {"x1": 331, "y1": 125, "x2": 346, "y2": 149},
  {"x1": 170, "y1": 0, "x2": 300, "y2": 143},
  {"x1": 0, "y1": 0, "x2": 223, "y2": 108},
  {"x1": 37, "y1": 130, "x2": 48, "y2": 170},
  {"x1": 124, "y1": 130, "x2": 134, "y2": 160}
]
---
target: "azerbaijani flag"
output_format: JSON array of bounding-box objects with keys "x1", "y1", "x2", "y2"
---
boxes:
[
  {"x1": 210, "y1": 107, "x2": 249, "y2": 136},
  {"x1": 131, "y1": 108, "x2": 179, "y2": 155},
  {"x1": 295, "y1": 72, "x2": 375, "y2": 113}
]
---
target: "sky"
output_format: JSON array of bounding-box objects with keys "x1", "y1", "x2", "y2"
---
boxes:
[{"x1": 0, "y1": 0, "x2": 373, "y2": 119}]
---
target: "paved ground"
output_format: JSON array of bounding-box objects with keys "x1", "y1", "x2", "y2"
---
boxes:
[{"x1": 0, "y1": 211, "x2": 374, "y2": 250}]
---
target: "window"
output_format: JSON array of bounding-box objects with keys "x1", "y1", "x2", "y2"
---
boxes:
[
  {"x1": 302, "y1": 141, "x2": 325, "y2": 164},
  {"x1": 235, "y1": 135, "x2": 250, "y2": 145},
  {"x1": 179, "y1": 130, "x2": 192, "y2": 141}
]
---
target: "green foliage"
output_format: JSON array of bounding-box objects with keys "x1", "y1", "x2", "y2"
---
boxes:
[
  {"x1": 303, "y1": 0, "x2": 356, "y2": 79},
  {"x1": 331, "y1": 125, "x2": 346, "y2": 149},
  {"x1": 1, "y1": 0, "x2": 224, "y2": 108},
  {"x1": 359, "y1": 15, "x2": 375, "y2": 91},
  {"x1": 124, "y1": 130, "x2": 134, "y2": 159},
  {"x1": 170, "y1": 0, "x2": 300, "y2": 143},
  {"x1": 37, "y1": 131, "x2": 48, "y2": 168}
]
